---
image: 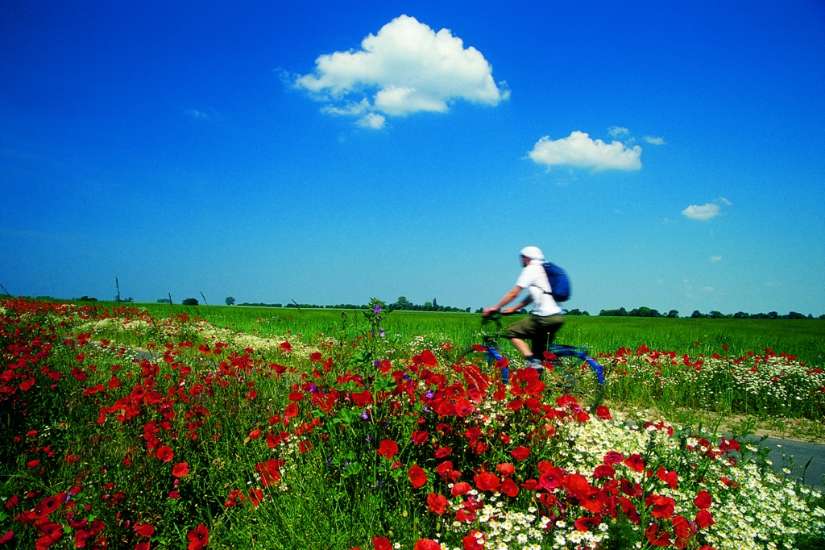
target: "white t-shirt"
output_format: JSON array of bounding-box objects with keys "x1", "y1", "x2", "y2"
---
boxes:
[{"x1": 515, "y1": 260, "x2": 562, "y2": 316}]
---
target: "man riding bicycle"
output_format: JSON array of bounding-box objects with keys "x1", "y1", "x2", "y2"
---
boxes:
[{"x1": 483, "y1": 246, "x2": 564, "y2": 372}]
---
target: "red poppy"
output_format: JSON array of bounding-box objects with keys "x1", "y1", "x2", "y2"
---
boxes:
[
  {"x1": 496, "y1": 462, "x2": 515, "y2": 477},
  {"x1": 451, "y1": 481, "x2": 472, "y2": 497},
  {"x1": 656, "y1": 467, "x2": 678, "y2": 489},
  {"x1": 595, "y1": 405, "x2": 612, "y2": 420},
  {"x1": 408, "y1": 464, "x2": 427, "y2": 489},
  {"x1": 156, "y1": 446, "x2": 174, "y2": 463},
  {"x1": 249, "y1": 487, "x2": 264, "y2": 507},
  {"x1": 646, "y1": 494, "x2": 676, "y2": 519},
  {"x1": 671, "y1": 514, "x2": 694, "y2": 540},
  {"x1": 462, "y1": 530, "x2": 484, "y2": 550},
  {"x1": 172, "y1": 462, "x2": 190, "y2": 478},
  {"x1": 377, "y1": 439, "x2": 398, "y2": 459},
  {"x1": 434, "y1": 446, "x2": 452, "y2": 459},
  {"x1": 510, "y1": 446, "x2": 530, "y2": 461},
  {"x1": 623, "y1": 453, "x2": 645, "y2": 472},
  {"x1": 695, "y1": 509, "x2": 714, "y2": 529},
  {"x1": 279, "y1": 341, "x2": 292, "y2": 353},
  {"x1": 372, "y1": 536, "x2": 392, "y2": 550},
  {"x1": 134, "y1": 523, "x2": 155, "y2": 537},
  {"x1": 352, "y1": 390, "x2": 373, "y2": 407},
  {"x1": 187, "y1": 523, "x2": 209, "y2": 550},
  {"x1": 427, "y1": 493, "x2": 448, "y2": 515},
  {"x1": 474, "y1": 471, "x2": 500, "y2": 492},
  {"x1": 411, "y1": 430, "x2": 429, "y2": 445},
  {"x1": 694, "y1": 489, "x2": 712, "y2": 509},
  {"x1": 0, "y1": 530, "x2": 13, "y2": 544},
  {"x1": 500, "y1": 478, "x2": 519, "y2": 498},
  {"x1": 645, "y1": 523, "x2": 671, "y2": 547},
  {"x1": 414, "y1": 539, "x2": 441, "y2": 550}
]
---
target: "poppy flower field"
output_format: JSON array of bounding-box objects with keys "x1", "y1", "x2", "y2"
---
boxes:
[{"x1": 1, "y1": 299, "x2": 824, "y2": 549}]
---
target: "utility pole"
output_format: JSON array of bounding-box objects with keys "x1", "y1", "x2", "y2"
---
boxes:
[
  {"x1": 115, "y1": 277, "x2": 121, "y2": 303},
  {"x1": 200, "y1": 291, "x2": 208, "y2": 306},
  {"x1": 168, "y1": 292, "x2": 173, "y2": 305},
  {"x1": 0, "y1": 283, "x2": 10, "y2": 296}
]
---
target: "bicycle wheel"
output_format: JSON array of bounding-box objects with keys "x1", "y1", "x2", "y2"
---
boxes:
[{"x1": 544, "y1": 345, "x2": 605, "y2": 412}]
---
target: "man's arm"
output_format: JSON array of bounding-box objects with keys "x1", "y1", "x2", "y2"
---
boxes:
[
  {"x1": 483, "y1": 285, "x2": 522, "y2": 316},
  {"x1": 502, "y1": 295, "x2": 532, "y2": 314}
]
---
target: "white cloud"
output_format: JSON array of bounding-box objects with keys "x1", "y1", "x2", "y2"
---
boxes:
[
  {"x1": 682, "y1": 197, "x2": 731, "y2": 221},
  {"x1": 528, "y1": 131, "x2": 642, "y2": 171},
  {"x1": 608, "y1": 126, "x2": 630, "y2": 138},
  {"x1": 296, "y1": 15, "x2": 507, "y2": 127},
  {"x1": 644, "y1": 135, "x2": 666, "y2": 145},
  {"x1": 356, "y1": 113, "x2": 386, "y2": 130},
  {"x1": 682, "y1": 203, "x2": 721, "y2": 221},
  {"x1": 185, "y1": 109, "x2": 211, "y2": 120},
  {"x1": 709, "y1": 255, "x2": 722, "y2": 263}
]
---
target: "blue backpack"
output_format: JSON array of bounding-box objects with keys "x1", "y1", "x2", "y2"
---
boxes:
[{"x1": 542, "y1": 262, "x2": 571, "y2": 302}]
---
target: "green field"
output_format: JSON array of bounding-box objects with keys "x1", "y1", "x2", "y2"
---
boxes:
[{"x1": 133, "y1": 303, "x2": 825, "y2": 364}]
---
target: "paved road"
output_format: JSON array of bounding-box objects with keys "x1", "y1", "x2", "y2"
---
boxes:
[{"x1": 742, "y1": 436, "x2": 825, "y2": 490}]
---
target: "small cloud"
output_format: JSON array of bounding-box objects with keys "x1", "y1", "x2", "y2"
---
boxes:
[
  {"x1": 321, "y1": 99, "x2": 371, "y2": 116},
  {"x1": 709, "y1": 255, "x2": 722, "y2": 263},
  {"x1": 608, "y1": 126, "x2": 630, "y2": 138},
  {"x1": 356, "y1": 113, "x2": 386, "y2": 130},
  {"x1": 528, "y1": 130, "x2": 642, "y2": 172},
  {"x1": 295, "y1": 14, "x2": 507, "y2": 128},
  {"x1": 682, "y1": 203, "x2": 720, "y2": 221},
  {"x1": 184, "y1": 108, "x2": 211, "y2": 120},
  {"x1": 682, "y1": 197, "x2": 730, "y2": 222},
  {"x1": 643, "y1": 135, "x2": 666, "y2": 145}
]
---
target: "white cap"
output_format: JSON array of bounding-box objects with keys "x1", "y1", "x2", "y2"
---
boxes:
[{"x1": 520, "y1": 245, "x2": 544, "y2": 260}]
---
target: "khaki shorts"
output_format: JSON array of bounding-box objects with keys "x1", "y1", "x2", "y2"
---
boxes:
[{"x1": 505, "y1": 314, "x2": 564, "y2": 357}]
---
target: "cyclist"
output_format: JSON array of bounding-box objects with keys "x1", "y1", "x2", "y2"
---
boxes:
[{"x1": 483, "y1": 245, "x2": 564, "y2": 372}]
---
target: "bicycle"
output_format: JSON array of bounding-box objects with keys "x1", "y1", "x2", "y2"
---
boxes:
[{"x1": 460, "y1": 312, "x2": 606, "y2": 411}]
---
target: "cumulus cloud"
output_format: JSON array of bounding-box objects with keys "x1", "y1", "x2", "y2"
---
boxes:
[
  {"x1": 709, "y1": 255, "x2": 722, "y2": 263},
  {"x1": 608, "y1": 126, "x2": 630, "y2": 138},
  {"x1": 356, "y1": 113, "x2": 386, "y2": 130},
  {"x1": 682, "y1": 203, "x2": 720, "y2": 221},
  {"x1": 644, "y1": 135, "x2": 666, "y2": 145},
  {"x1": 682, "y1": 197, "x2": 731, "y2": 221},
  {"x1": 527, "y1": 131, "x2": 642, "y2": 171},
  {"x1": 295, "y1": 15, "x2": 507, "y2": 128}
]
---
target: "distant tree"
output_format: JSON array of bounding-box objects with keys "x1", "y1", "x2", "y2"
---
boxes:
[
  {"x1": 709, "y1": 310, "x2": 724, "y2": 319},
  {"x1": 733, "y1": 311, "x2": 749, "y2": 319},
  {"x1": 599, "y1": 307, "x2": 627, "y2": 317},
  {"x1": 225, "y1": 296, "x2": 236, "y2": 306},
  {"x1": 667, "y1": 310, "x2": 679, "y2": 318},
  {"x1": 786, "y1": 311, "x2": 805, "y2": 319},
  {"x1": 77, "y1": 296, "x2": 98, "y2": 302},
  {"x1": 157, "y1": 298, "x2": 172, "y2": 304},
  {"x1": 433, "y1": 297, "x2": 438, "y2": 308},
  {"x1": 392, "y1": 296, "x2": 413, "y2": 310},
  {"x1": 767, "y1": 311, "x2": 778, "y2": 319},
  {"x1": 690, "y1": 310, "x2": 704, "y2": 318},
  {"x1": 629, "y1": 306, "x2": 660, "y2": 317},
  {"x1": 182, "y1": 298, "x2": 199, "y2": 306}
]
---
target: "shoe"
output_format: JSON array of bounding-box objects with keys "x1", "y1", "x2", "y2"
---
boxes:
[{"x1": 526, "y1": 357, "x2": 544, "y2": 375}]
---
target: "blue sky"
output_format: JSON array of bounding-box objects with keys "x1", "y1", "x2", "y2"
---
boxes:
[{"x1": 2, "y1": 1, "x2": 824, "y2": 315}]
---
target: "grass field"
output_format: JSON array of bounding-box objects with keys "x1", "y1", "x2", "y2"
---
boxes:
[{"x1": 133, "y1": 303, "x2": 825, "y2": 364}]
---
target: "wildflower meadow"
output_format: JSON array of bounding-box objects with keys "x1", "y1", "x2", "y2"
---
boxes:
[{"x1": 1, "y1": 298, "x2": 824, "y2": 549}]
